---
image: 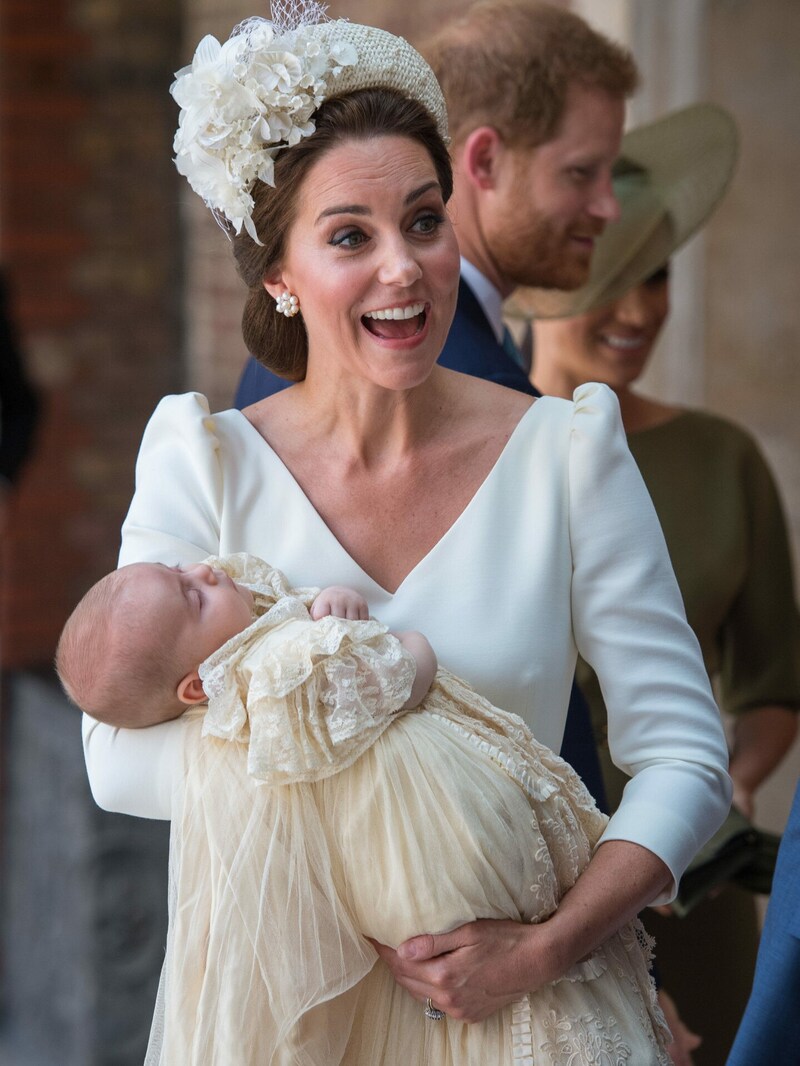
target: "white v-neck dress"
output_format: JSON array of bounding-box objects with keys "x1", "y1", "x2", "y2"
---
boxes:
[{"x1": 83, "y1": 382, "x2": 730, "y2": 898}]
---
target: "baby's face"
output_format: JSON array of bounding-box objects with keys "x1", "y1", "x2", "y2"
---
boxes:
[{"x1": 127, "y1": 562, "x2": 255, "y2": 669}]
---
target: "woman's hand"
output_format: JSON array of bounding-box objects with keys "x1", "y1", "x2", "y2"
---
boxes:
[
  {"x1": 310, "y1": 586, "x2": 370, "y2": 620},
  {"x1": 658, "y1": 988, "x2": 702, "y2": 1066},
  {"x1": 369, "y1": 919, "x2": 553, "y2": 1023},
  {"x1": 728, "y1": 705, "x2": 798, "y2": 821},
  {"x1": 373, "y1": 841, "x2": 672, "y2": 1024}
]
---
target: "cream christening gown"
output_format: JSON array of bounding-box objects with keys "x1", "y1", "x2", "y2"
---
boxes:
[{"x1": 146, "y1": 554, "x2": 670, "y2": 1065}]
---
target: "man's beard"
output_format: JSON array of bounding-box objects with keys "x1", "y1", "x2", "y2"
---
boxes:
[{"x1": 489, "y1": 210, "x2": 601, "y2": 292}]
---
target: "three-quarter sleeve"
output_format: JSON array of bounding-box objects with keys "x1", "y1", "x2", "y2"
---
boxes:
[
  {"x1": 567, "y1": 383, "x2": 731, "y2": 900},
  {"x1": 718, "y1": 434, "x2": 800, "y2": 714},
  {"x1": 83, "y1": 393, "x2": 225, "y2": 818}
]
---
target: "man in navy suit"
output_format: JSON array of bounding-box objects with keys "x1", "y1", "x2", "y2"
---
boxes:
[
  {"x1": 234, "y1": 2, "x2": 640, "y2": 809},
  {"x1": 727, "y1": 780, "x2": 800, "y2": 1065}
]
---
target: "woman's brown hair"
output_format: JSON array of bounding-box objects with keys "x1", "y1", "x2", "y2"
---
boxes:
[{"x1": 231, "y1": 87, "x2": 453, "y2": 381}]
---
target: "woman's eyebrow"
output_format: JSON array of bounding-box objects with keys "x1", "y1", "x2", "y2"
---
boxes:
[
  {"x1": 315, "y1": 182, "x2": 441, "y2": 224},
  {"x1": 316, "y1": 203, "x2": 369, "y2": 222},
  {"x1": 404, "y1": 180, "x2": 440, "y2": 204}
]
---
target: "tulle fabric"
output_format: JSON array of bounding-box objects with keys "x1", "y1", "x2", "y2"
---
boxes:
[
  {"x1": 197, "y1": 553, "x2": 418, "y2": 784},
  {"x1": 147, "y1": 718, "x2": 376, "y2": 1064},
  {"x1": 145, "y1": 555, "x2": 670, "y2": 1064},
  {"x1": 146, "y1": 686, "x2": 670, "y2": 1063}
]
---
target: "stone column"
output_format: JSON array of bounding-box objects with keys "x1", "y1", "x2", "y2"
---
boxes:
[
  {"x1": 0, "y1": 673, "x2": 169, "y2": 1066},
  {"x1": 572, "y1": 0, "x2": 711, "y2": 406}
]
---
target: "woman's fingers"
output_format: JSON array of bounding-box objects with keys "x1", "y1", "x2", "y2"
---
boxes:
[
  {"x1": 368, "y1": 920, "x2": 541, "y2": 1023},
  {"x1": 397, "y1": 931, "x2": 451, "y2": 961},
  {"x1": 658, "y1": 989, "x2": 702, "y2": 1066}
]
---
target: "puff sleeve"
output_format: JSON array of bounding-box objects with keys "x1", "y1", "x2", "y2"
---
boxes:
[
  {"x1": 83, "y1": 393, "x2": 224, "y2": 819},
  {"x1": 118, "y1": 392, "x2": 223, "y2": 567},
  {"x1": 567, "y1": 384, "x2": 731, "y2": 900}
]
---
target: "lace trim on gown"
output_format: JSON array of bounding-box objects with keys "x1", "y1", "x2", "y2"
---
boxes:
[
  {"x1": 418, "y1": 674, "x2": 668, "y2": 1063},
  {"x1": 146, "y1": 554, "x2": 671, "y2": 1064},
  {"x1": 425, "y1": 679, "x2": 611, "y2": 984},
  {"x1": 197, "y1": 553, "x2": 417, "y2": 784}
]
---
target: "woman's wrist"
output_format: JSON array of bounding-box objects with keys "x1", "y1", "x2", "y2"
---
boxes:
[
  {"x1": 532, "y1": 841, "x2": 672, "y2": 979},
  {"x1": 729, "y1": 704, "x2": 798, "y2": 801},
  {"x1": 517, "y1": 916, "x2": 570, "y2": 989}
]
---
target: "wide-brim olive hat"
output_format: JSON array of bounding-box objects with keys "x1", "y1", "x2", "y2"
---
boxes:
[{"x1": 507, "y1": 102, "x2": 738, "y2": 320}]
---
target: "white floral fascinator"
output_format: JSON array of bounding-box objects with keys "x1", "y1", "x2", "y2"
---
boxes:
[{"x1": 171, "y1": 0, "x2": 449, "y2": 243}]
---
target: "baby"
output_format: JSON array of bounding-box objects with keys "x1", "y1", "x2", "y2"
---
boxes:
[
  {"x1": 58, "y1": 553, "x2": 670, "y2": 1065},
  {"x1": 56, "y1": 553, "x2": 436, "y2": 734}
]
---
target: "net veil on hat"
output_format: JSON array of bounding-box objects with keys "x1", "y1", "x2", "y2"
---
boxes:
[
  {"x1": 170, "y1": 1, "x2": 448, "y2": 242},
  {"x1": 507, "y1": 103, "x2": 739, "y2": 321}
]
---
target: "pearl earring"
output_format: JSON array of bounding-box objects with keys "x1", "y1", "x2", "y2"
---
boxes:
[{"x1": 275, "y1": 292, "x2": 300, "y2": 317}]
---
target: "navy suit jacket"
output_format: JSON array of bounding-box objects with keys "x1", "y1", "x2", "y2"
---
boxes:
[
  {"x1": 234, "y1": 277, "x2": 608, "y2": 810},
  {"x1": 727, "y1": 779, "x2": 800, "y2": 1064}
]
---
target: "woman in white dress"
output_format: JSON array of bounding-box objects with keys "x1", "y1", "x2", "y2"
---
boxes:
[{"x1": 82, "y1": 9, "x2": 731, "y2": 1064}]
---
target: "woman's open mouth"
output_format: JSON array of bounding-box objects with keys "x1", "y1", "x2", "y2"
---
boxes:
[{"x1": 362, "y1": 302, "x2": 427, "y2": 340}]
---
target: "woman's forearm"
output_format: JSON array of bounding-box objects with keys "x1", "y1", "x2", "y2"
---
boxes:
[
  {"x1": 530, "y1": 839, "x2": 671, "y2": 979},
  {"x1": 729, "y1": 704, "x2": 798, "y2": 817}
]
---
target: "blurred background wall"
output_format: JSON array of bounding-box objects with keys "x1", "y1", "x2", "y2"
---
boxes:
[
  {"x1": 0, "y1": 2, "x2": 180, "y2": 1062},
  {"x1": 0, "y1": 0, "x2": 183, "y2": 663},
  {"x1": 0, "y1": 0, "x2": 797, "y2": 1062}
]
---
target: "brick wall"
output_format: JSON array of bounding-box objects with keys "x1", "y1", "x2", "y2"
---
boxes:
[
  {"x1": 0, "y1": 0, "x2": 182, "y2": 667},
  {"x1": 0, "y1": 0, "x2": 464, "y2": 663}
]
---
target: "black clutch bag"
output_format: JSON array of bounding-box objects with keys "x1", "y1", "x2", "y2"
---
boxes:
[{"x1": 672, "y1": 806, "x2": 781, "y2": 918}]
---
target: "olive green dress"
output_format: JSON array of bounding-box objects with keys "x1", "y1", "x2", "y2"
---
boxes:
[{"x1": 578, "y1": 409, "x2": 800, "y2": 1066}]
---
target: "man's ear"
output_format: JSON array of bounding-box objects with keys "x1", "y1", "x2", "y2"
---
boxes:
[
  {"x1": 460, "y1": 126, "x2": 504, "y2": 190},
  {"x1": 176, "y1": 671, "x2": 206, "y2": 705}
]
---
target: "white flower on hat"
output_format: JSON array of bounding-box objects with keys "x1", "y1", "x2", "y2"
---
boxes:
[{"x1": 171, "y1": 12, "x2": 357, "y2": 243}]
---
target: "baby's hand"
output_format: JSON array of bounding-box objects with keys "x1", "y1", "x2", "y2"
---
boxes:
[{"x1": 310, "y1": 586, "x2": 370, "y2": 621}]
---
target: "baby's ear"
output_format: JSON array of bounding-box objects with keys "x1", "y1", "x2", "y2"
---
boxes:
[{"x1": 176, "y1": 671, "x2": 207, "y2": 705}]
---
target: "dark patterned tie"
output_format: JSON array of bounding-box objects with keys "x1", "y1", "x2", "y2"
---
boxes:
[{"x1": 502, "y1": 324, "x2": 533, "y2": 374}]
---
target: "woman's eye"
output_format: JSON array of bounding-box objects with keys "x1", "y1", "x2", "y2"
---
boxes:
[
  {"x1": 412, "y1": 213, "x2": 445, "y2": 235},
  {"x1": 330, "y1": 228, "x2": 367, "y2": 249},
  {"x1": 190, "y1": 588, "x2": 203, "y2": 609},
  {"x1": 645, "y1": 265, "x2": 670, "y2": 287}
]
